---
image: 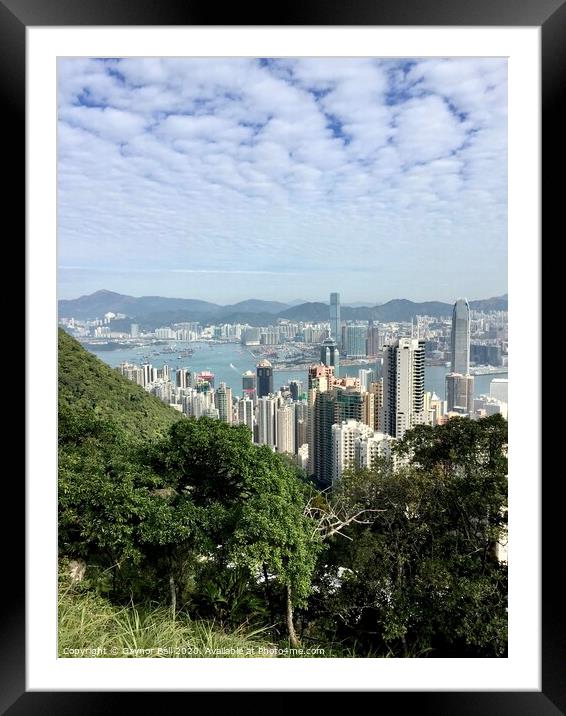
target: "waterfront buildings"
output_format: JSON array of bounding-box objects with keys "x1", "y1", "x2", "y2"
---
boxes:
[{"x1": 451, "y1": 298, "x2": 471, "y2": 375}]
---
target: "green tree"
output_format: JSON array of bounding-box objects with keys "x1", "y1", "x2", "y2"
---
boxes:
[
  {"x1": 309, "y1": 417, "x2": 508, "y2": 657},
  {"x1": 155, "y1": 417, "x2": 322, "y2": 645}
]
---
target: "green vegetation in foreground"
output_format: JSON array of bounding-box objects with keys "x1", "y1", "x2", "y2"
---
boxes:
[
  {"x1": 59, "y1": 584, "x2": 276, "y2": 658},
  {"x1": 58, "y1": 327, "x2": 183, "y2": 442},
  {"x1": 59, "y1": 331, "x2": 508, "y2": 657}
]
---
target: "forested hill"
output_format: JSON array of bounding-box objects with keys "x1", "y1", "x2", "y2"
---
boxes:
[{"x1": 58, "y1": 328, "x2": 183, "y2": 441}]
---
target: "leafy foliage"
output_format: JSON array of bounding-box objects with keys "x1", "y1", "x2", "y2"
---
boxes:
[
  {"x1": 58, "y1": 333, "x2": 507, "y2": 657},
  {"x1": 59, "y1": 328, "x2": 183, "y2": 442},
  {"x1": 307, "y1": 416, "x2": 508, "y2": 657}
]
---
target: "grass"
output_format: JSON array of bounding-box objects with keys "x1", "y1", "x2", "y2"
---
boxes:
[{"x1": 58, "y1": 586, "x2": 277, "y2": 658}]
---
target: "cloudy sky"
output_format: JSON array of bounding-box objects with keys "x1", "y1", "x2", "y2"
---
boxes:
[{"x1": 58, "y1": 57, "x2": 507, "y2": 304}]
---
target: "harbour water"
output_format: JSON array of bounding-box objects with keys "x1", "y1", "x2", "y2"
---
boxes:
[{"x1": 89, "y1": 341, "x2": 506, "y2": 399}]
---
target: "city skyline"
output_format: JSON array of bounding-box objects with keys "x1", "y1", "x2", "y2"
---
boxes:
[{"x1": 58, "y1": 57, "x2": 507, "y2": 303}]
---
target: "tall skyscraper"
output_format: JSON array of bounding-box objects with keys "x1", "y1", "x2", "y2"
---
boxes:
[
  {"x1": 289, "y1": 380, "x2": 302, "y2": 401},
  {"x1": 451, "y1": 298, "x2": 471, "y2": 375},
  {"x1": 320, "y1": 334, "x2": 340, "y2": 377},
  {"x1": 345, "y1": 325, "x2": 367, "y2": 358},
  {"x1": 445, "y1": 373, "x2": 474, "y2": 413},
  {"x1": 236, "y1": 396, "x2": 255, "y2": 433},
  {"x1": 214, "y1": 382, "x2": 233, "y2": 424},
  {"x1": 242, "y1": 370, "x2": 257, "y2": 399},
  {"x1": 176, "y1": 368, "x2": 192, "y2": 389},
  {"x1": 366, "y1": 321, "x2": 380, "y2": 357},
  {"x1": 276, "y1": 404, "x2": 295, "y2": 455},
  {"x1": 330, "y1": 292, "x2": 341, "y2": 347},
  {"x1": 334, "y1": 387, "x2": 364, "y2": 424},
  {"x1": 369, "y1": 379, "x2": 383, "y2": 432},
  {"x1": 311, "y1": 390, "x2": 336, "y2": 486},
  {"x1": 257, "y1": 394, "x2": 278, "y2": 447},
  {"x1": 256, "y1": 359, "x2": 273, "y2": 398},
  {"x1": 294, "y1": 401, "x2": 309, "y2": 453},
  {"x1": 382, "y1": 338, "x2": 426, "y2": 439}
]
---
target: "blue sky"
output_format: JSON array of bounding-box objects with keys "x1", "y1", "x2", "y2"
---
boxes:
[{"x1": 58, "y1": 58, "x2": 507, "y2": 303}]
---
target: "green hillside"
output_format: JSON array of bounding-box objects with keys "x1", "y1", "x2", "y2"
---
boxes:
[{"x1": 58, "y1": 327, "x2": 183, "y2": 441}]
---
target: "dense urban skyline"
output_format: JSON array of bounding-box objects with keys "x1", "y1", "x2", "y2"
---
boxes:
[{"x1": 58, "y1": 57, "x2": 507, "y2": 302}]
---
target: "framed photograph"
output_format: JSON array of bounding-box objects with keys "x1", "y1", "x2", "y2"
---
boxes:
[{"x1": 11, "y1": 0, "x2": 557, "y2": 708}]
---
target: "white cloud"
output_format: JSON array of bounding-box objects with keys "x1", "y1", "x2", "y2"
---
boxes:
[{"x1": 57, "y1": 57, "x2": 507, "y2": 302}]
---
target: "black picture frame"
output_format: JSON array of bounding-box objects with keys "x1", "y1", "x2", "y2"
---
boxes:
[{"x1": 10, "y1": 0, "x2": 558, "y2": 709}]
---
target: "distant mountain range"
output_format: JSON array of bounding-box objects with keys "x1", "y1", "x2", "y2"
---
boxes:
[{"x1": 58, "y1": 289, "x2": 508, "y2": 329}]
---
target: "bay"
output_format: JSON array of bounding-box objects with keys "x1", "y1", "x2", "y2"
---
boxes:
[{"x1": 89, "y1": 341, "x2": 505, "y2": 399}]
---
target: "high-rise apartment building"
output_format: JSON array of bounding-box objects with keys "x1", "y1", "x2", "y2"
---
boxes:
[
  {"x1": 451, "y1": 298, "x2": 471, "y2": 375},
  {"x1": 276, "y1": 404, "x2": 295, "y2": 455},
  {"x1": 369, "y1": 380, "x2": 383, "y2": 432},
  {"x1": 236, "y1": 396, "x2": 255, "y2": 433},
  {"x1": 176, "y1": 368, "x2": 192, "y2": 389},
  {"x1": 355, "y1": 431, "x2": 395, "y2": 471},
  {"x1": 294, "y1": 401, "x2": 309, "y2": 454},
  {"x1": 215, "y1": 382, "x2": 233, "y2": 424},
  {"x1": 256, "y1": 394, "x2": 278, "y2": 448},
  {"x1": 382, "y1": 337, "x2": 426, "y2": 439},
  {"x1": 330, "y1": 292, "x2": 341, "y2": 347},
  {"x1": 331, "y1": 419, "x2": 374, "y2": 483},
  {"x1": 256, "y1": 359, "x2": 273, "y2": 398},
  {"x1": 308, "y1": 364, "x2": 335, "y2": 390},
  {"x1": 311, "y1": 390, "x2": 336, "y2": 486}
]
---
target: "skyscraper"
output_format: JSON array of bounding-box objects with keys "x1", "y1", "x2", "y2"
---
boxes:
[
  {"x1": 366, "y1": 321, "x2": 380, "y2": 357},
  {"x1": 214, "y1": 382, "x2": 233, "y2": 424},
  {"x1": 311, "y1": 390, "x2": 336, "y2": 486},
  {"x1": 236, "y1": 396, "x2": 255, "y2": 433},
  {"x1": 294, "y1": 401, "x2": 309, "y2": 453},
  {"x1": 242, "y1": 370, "x2": 257, "y2": 399},
  {"x1": 330, "y1": 292, "x2": 341, "y2": 347},
  {"x1": 331, "y1": 419, "x2": 374, "y2": 483},
  {"x1": 451, "y1": 298, "x2": 471, "y2": 375},
  {"x1": 176, "y1": 368, "x2": 192, "y2": 389},
  {"x1": 382, "y1": 338, "x2": 426, "y2": 439},
  {"x1": 445, "y1": 373, "x2": 474, "y2": 413},
  {"x1": 289, "y1": 380, "x2": 302, "y2": 401},
  {"x1": 256, "y1": 359, "x2": 273, "y2": 398},
  {"x1": 345, "y1": 325, "x2": 367, "y2": 358},
  {"x1": 320, "y1": 334, "x2": 340, "y2": 377},
  {"x1": 257, "y1": 394, "x2": 278, "y2": 447},
  {"x1": 276, "y1": 404, "x2": 295, "y2": 455}
]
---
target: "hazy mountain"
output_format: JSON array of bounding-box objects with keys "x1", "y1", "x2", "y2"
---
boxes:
[
  {"x1": 278, "y1": 302, "x2": 330, "y2": 322},
  {"x1": 223, "y1": 299, "x2": 290, "y2": 314},
  {"x1": 469, "y1": 294, "x2": 508, "y2": 312},
  {"x1": 59, "y1": 290, "x2": 507, "y2": 327},
  {"x1": 58, "y1": 289, "x2": 220, "y2": 320}
]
